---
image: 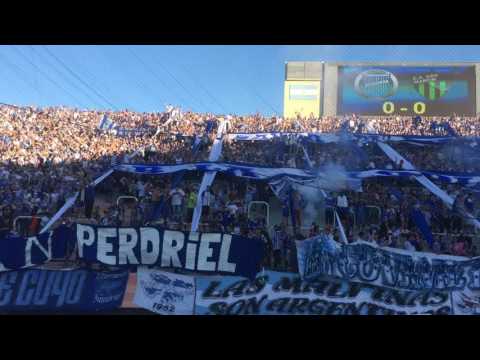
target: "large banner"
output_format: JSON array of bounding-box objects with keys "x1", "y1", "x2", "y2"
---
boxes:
[
  {"x1": 133, "y1": 267, "x2": 195, "y2": 315},
  {"x1": 296, "y1": 237, "x2": 480, "y2": 292},
  {"x1": 75, "y1": 224, "x2": 264, "y2": 279},
  {"x1": 0, "y1": 226, "x2": 70, "y2": 272},
  {"x1": 0, "y1": 267, "x2": 128, "y2": 313},
  {"x1": 114, "y1": 162, "x2": 480, "y2": 187},
  {"x1": 194, "y1": 270, "x2": 452, "y2": 315},
  {"x1": 228, "y1": 132, "x2": 475, "y2": 145}
]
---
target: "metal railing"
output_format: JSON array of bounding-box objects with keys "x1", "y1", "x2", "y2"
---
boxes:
[
  {"x1": 247, "y1": 201, "x2": 270, "y2": 228},
  {"x1": 116, "y1": 196, "x2": 139, "y2": 207},
  {"x1": 117, "y1": 196, "x2": 139, "y2": 227},
  {"x1": 13, "y1": 216, "x2": 44, "y2": 236}
]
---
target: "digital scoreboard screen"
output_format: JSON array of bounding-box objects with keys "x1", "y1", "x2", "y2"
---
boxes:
[{"x1": 337, "y1": 66, "x2": 476, "y2": 116}]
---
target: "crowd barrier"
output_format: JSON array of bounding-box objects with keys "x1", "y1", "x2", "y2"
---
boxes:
[
  {"x1": 247, "y1": 201, "x2": 270, "y2": 228},
  {"x1": 13, "y1": 216, "x2": 45, "y2": 237}
]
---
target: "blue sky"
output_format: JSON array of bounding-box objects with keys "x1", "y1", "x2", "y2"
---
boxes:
[{"x1": 0, "y1": 45, "x2": 479, "y2": 116}]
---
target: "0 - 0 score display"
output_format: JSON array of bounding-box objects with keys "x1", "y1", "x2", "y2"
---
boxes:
[
  {"x1": 337, "y1": 66, "x2": 476, "y2": 116},
  {"x1": 382, "y1": 101, "x2": 426, "y2": 115}
]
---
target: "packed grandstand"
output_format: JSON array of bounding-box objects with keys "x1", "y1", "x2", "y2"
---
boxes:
[{"x1": 1, "y1": 102, "x2": 480, "y2": 315}]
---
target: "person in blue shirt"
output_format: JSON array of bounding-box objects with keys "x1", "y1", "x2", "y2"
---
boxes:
[
  {"x1": 465, "y1": 193, "x2": 475, "y2": 214},
  {"x1": 220, "y1": 207, "x2": 233, "y2": 232},
  {"x1": 281, "y1": 199, "x2": 290, "y2": 227}
]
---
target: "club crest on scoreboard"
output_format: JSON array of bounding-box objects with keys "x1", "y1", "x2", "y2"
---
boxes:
[
  {"x1": 412, "y1": 73, "x2": 450, "y2": 100},
  {"x1": 354, "y1": 69, "x2": 399, "y2": 99}
]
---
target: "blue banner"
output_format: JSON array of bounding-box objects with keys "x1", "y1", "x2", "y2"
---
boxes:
[
  {"x1": 0, "y1": 226, "x2": 71, "y2": 272},
  {"x1": 115, "y1": 127, "x2": 153, "y2": 138},
  {"x1": 114, "y1": 162, "x2": 480, "y2": 187},
  {"x1": 295, "y1": 238, "x2": 480, "y2": 292},
  {"x1": 0, "y1": 267, "x2": 128, "y2": 313},
  {"x1": 228, "y1": 132, "x2": 476, "y2": 145},
  {"x1": 74, "y1": 224, "x2": 264, "y2": 279}
]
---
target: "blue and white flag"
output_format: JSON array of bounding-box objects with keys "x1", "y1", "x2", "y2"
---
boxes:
[
  {"x1": 115, "y1": 161, "x2": 480, "y2": 188},
  {"x1": 115, "y1": 127, "x2": 153, "y2": 138},
  {"x1": 133, "y1": 268, "x2": 195, "y2": 315},
  {"x1": 0, "y1": 135, "x2": 11, "y2": 144},
  {"x1": 410, "y1": 208, "x2": 434, "y2": 247},
  {"x1": 98, "y1": 114, "x2": 117, "y2": 131},
  {"x1": 0, "y1": 226, "x2": 71, "y2": 272},
  {"x1": 229, "y1": 132, "x2": 472, "y2": 145}
]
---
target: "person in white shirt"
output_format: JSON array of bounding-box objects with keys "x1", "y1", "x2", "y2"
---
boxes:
[
  {"x1": 136, "y1": 180, "x2": 146, "y2": 198},
  {"x1": 404, "y1": 237, "x2": 416, "y2": 252},
  {"x1": 202, "y1": 186, "x2": 214, "y2": 220},
  {"x1": 335, "y1": 193, "x2": 350, "y2": 228},
  {"x1": 226, "y1": 202, "x2": 239, "y2": 217},
  {"x1": 169, "y1": 187, "x2": 185, "y2": 221},
  {"x1": 337, "y1": 194, "x2": 348, "y2": 208},
  {"x1": 287, "y1": 157, "x2": 296, "y2": 168}
]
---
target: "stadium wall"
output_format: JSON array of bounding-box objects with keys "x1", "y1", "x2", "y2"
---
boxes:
[
  {"x1": 322, "y1": 63, "x2": 338, "y2": 116},
  {"x1": 476, "y1": 63, "x2": 480, "y2": 115}
]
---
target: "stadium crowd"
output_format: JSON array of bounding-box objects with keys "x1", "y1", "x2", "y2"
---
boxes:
[
  {"x1": 227, "y1": 114, "x2": 480, "y2": 136},
  {"x1": 1, "y1": 103, "x2": 480, "y2": 272}
]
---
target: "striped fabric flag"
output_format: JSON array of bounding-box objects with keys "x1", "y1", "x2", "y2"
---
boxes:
[
  {"x1": 98, "y1": 114, "x2": 117, "y2": 131},
  {"x1": 272, "y1": 230, "x2": 284, "y2": 251},
  {"x1": 410, "y1": 208, "x2": 434, "y2": 247},
  {"x1": 0, "y1": 135, "x2": 11, "y2": 144}
]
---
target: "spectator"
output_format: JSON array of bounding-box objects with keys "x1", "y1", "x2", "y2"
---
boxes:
[
  {"x1": 186, "y1": 188, "x2": 197, "y2": 222},
  {"x1": 169, "y1": 186, "x2": 185, "y2": 222},
  {"x1": 201, "y1": 186, "x2": 214, "y2": 221}
]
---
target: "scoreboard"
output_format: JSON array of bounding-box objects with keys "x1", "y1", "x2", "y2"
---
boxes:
[
  {"x1": 336, "y1": 65, "x2": 477, "y2": 116},
  {"x1": 283, "y1": 62, "x2": 480, "y2": 118}
]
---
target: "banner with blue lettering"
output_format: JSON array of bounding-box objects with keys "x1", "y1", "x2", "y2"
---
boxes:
[
  {"x1": 114, "y1": 162, "x2": 480, "y2": 187},
  {"x1": 194, "y1": 270, "x2": 452, "y2": 315},
  {"x1": 295, "y1": 238, "x2": 480, "y2": 292},
  {"x1": 0, "y1": 267, "x2": 128, "y2": 313},
  {"x1": 74, "y1": 224, "x2": 264, "y2": 279},
  {"x1": 114, "y1": 127, "x2": 153, "y2": 138},
  {"x1": 228, "y1": 132, "x2": 474, "y2": 145},
  {"x1": 0, "y1": 226, "x2": 71, "y2": 272},
  {"x1": 133, "y1": 267, "x2": 195, "y2": 315}
]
